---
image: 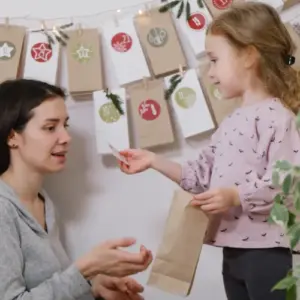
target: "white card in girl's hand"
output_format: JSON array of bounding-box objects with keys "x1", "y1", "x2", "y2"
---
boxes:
[{"x1": 108, "y1": 144, "x2": 129, "y2": 165}]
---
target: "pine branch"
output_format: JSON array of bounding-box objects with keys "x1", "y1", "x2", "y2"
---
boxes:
[
  {"x1": 104, "y1": 89, "x2": 124, "y2": 115},
  {"x1": 164, "y1": 74, "x2": 183, "y2": 100},
  {"x1": 159, "y1": 0, "x2": 204, "y2": 19}
]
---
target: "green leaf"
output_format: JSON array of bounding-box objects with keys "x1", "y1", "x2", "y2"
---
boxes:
[
  {"x1": 274, "y1": 194, "x2": 283, "y2": 204},
  {"x1": 286, "y1": 283, "x2": 297, "y2": 300},
  {"x1": 185, "y1": 1, "x2": 191, "y2": 21},
  {"x1": 288, "y1": 211, "x2": 297, "y2": 228},
  {"x1": 275, "y1": 160, "x2": 292, "y2": 171},
  {"x1": 159, "y1": 0, "x2": 181, "y2": 12},
  {"x1": 270, "y1": 202, "x2": 289, "y2": 226},
  {"x1": 272, "y1": 171, "x2": 280, "y2": 186},
  {"x1": 294, "y1": 192, "x2": 300, "y2": 211},
  {"x1": 287, "y1": 223, "x2": 300, "y2": 249},
  {"x1": 283, "y1": 174, "x2": 292, "y2": 195},
  {"x1": 272, "y1": 275, "x2": 297, "y2": 291},
  {"x1": 197, "y1": 0, "x2": 204, "y2": 8},
  {"x1": 104, "y1": 89, "x2": 124, "y2": 115},
  {"x1": 293, "y1": 166, "x2": 300, "y2": 174},
  {"x1": 176, "y1": 1, "x2": 184, "y2": 18}
]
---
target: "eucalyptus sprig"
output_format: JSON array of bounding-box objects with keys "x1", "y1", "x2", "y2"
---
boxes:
[
  {"x1": 269, "y1": 112, "x2": 300, "y2": 300},
  {"x1": 104, "y1": 89, "x2": 124, "y2": 115},
  {"x1": 159, "y1": 0, "x2": 204, "y2": 20},
  {"x1": 164, "y1": 74, "x2": 183, "y2": 100}
]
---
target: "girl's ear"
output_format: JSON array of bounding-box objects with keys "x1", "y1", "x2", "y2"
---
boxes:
[{"x1": 243, "y1": 45, "x2": 260, "y2": 69}]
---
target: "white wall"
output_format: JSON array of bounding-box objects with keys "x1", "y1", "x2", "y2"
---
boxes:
[{"x1": 2, "y1": 1, "x2": 300, "y2": 299}]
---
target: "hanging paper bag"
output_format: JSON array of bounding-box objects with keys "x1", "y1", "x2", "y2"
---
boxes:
[
  {"x1": 174, "y1": 1, "x2": 212, "y2": 57},
  {"x1": 127, "y1": 79, "x2": 174, "y2": 149},
  {"x1": 147, "y1": 189, "x2": 208, "y2": 296},
  {"x1": 283, "y1": 0, "x2": 299, "y2": 10},
  {"x1": 203, "y1": 0, "x2": 244, "y2": 18},
  {"x1": 103, "y1": 18, "x2": 150, "y2": 86},
  {"x1": 0, "y1": 24, "x2": 25, "y2": 83},
  {"x1": 66, "y1": 29, "x2": 103, "y2": 94},
  {"x1": 285, "y1": 23, "x2": 300, "y2": 71},
  {"x1": 164, "y1": 69, "x2": 215, "y2": 138},
  {"x1": 134, "y1": 8, "x2": 187, "y2": 77},
  {"x1": 23, "y1": 32, "x2": 60, "y2": 85},
  {"x1": 198, "y1": 58, "x2": 242, "y2": 125},
  {"x1": 93, "y1": 88, "x2": 130, "y2": 154}
]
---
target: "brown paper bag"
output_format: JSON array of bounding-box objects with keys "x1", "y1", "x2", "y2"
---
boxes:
[
  {"x1": 127, "y1": 79, "x2": 174, "y2": 149},
  {"x1": 203, "y1": 0, "x2": 244, "y2": 18},
  {"x1": 0, "y1": 24, "x2": 26, "y2": 83},
  {"x1": 283, "y1": 0, "x2": 299, "y2": 10},
  {"x1": 66, "y1": 29, "x2": 104, "y2": 94},
  {"x1": 134, "y1": 8, "x2": 187, "y2": 77},
  {"x1": 286, "y1": 23, "x2": 300, "y2": 71},
  {"x1": 198, "y1": 58, "x2": 242, "y2": 125},
  {"x1": 147, "y1": 189, "x2": 208, "y2": 296}
]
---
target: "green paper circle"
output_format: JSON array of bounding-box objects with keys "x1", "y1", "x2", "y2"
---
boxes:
[
  {"x1": 147, "y1": 28, "x2": 168, "y2": 47},
  {"x1": 99, "y1": 102, "x2": 121, "y2": 123},
  {"x1": 175, "y1": 87, "x2": 196, "y2": 109}
]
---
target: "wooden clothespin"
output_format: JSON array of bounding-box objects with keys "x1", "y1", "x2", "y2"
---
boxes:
[
  {"x1": 77, "y1": 23, "x2": 83, "y2": 36},
  {"x1": 179, "y1": 64, "x2": 184, "y2": 77},
  {"x1": 143, "y1": 76, "x2": 148, "y2": 90},
  {"x1": 5, "y1": 17, "x2": 9, "y2": 28}
]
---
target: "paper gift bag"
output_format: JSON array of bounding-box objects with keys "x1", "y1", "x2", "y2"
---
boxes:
[
  {"x1": 102, "y1": 18, "x2": 150, "y2": 86},
  {"x1": 127, "y1": 79, "x2": 174, "y2": 149},
  {"x1": 203, "y1": 0, "x2": 244, "y2": 18},
  {"x1": 147, "y1": 189, "x2": 208, "y2": 296},
  {"x1": 93, "y1": 88, "x2": 130, "y2": 154},
  {"x1": 0, "y1": 24, "x2": 25, "y2": 83},
  {"x1": 134, "y1": 8, "x2": 187, "y2": 77},
  {"x1": 66, "y1": 29, "x2": 103, "y2": 94},
  {"x1": 174, "y1": 1, "x2": 212, "y2": 57},
  {"x1": 254, "y1": 0, "x2": 284, "y2": 11},
  {"x1": 283, "y1": 0, "x2": 299, "y2": 10},
  {"x1": 198, "y1": 58, "x2": 242, "y2": 125},
  {"x1": 164, "y1": 69, "x2": 215, "y2": 138},
  {"x1": 23, "y1": 32, "x2": 60, "y2": 85},
  {"x1": 286, "y1": 23, "x2": 300, "y2": 71}
]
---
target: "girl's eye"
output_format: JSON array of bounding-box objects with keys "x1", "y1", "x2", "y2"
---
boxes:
[
  {"x1": 211, "y1": 59, "x2": 217, "y2": 63},
  {"x1": 64, "y1": 123, "x2": 70, "y2": 129},
  {"x1": 46, "y1": 126, "x2": 55, "y2": 132}
]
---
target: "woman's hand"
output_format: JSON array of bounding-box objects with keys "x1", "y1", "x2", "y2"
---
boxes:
[
  {"x1": 118, "y1": 149, "x2": 155, "y2": 174},
  {"x1": 76, "y1": 238, "x2": 153, "y2": 280},
  {"x1": 92, "y1": 274, "x2": 144, "y2": 300}
]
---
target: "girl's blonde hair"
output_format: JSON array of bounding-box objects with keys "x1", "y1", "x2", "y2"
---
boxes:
[{"x1": 207, "y1": 2, "x2": 300, "y2": 114}]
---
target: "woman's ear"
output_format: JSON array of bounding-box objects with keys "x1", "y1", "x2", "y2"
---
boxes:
[
  {"x1": 243, "y1": 45, "x2": 260, "y2": 69},
  {"x1": 7, "y1": 131, "x2": 18, "y2": 149}
]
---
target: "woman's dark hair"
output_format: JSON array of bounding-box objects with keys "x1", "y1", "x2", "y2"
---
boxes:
[{"x1": 0, "y1": 79, "x2": 66, "y2": 174}]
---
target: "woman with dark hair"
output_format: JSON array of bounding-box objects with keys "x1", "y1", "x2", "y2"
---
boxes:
[{"x1": 0, "y1": 79, "x2": 152, "y2": 300}]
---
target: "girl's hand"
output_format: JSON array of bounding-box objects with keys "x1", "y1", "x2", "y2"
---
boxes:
[
  {"x1": 118, "y1": 149, "x2": 155, "y2": 174},
  {"x1": 191, "y1": 187, "x2": 241, "y2": 214}
]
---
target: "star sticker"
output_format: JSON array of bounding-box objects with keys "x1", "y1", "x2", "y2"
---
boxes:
[
  {"x1": 72, "y1": 44, "x2": 93, "y2": 63},
  {"x1": 0, "y1": 42, "x2": 15, "y2": 59},
  {"x1": 31, "y1": 43, "x2": 52, "y2": 62}
]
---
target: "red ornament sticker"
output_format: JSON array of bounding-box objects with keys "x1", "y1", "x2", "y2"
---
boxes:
[
  {"x1": 188, "y1": 13, "x2": 206, "y2": 31},
  {"x1": 111, "y1": 33, "x2": 133, "y2": 53},
  {"x1": 213, "y1": 0, "x2": 232, "y2": 10},
  {"x1": 31, "y1": 42, "x2": 52, "y2": 62},
  {"x1": 138, "y1": 99, "x2": 161, "y2": 121}
]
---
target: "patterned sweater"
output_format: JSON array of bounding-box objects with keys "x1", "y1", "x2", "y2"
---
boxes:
[{"x1": 180, "y1": 98, "x2": 300, "y2": 249}]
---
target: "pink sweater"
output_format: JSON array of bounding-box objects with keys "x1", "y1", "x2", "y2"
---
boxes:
[{"x1": 180, "y1": 98, "x2": 300, "y2": 249}]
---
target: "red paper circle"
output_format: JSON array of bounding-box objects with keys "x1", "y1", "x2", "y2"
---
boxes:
[
  {"x1": 188, "y1": 13, "x2": 206, "y2": 30},
  {"x1": 138, "y1": 99, "x2": 161, "y2": 121},
  {"x1": 31, "y1": 42, "x2": 52, "y2": 62},
  {"x1": 212, "y1": 0, "x2": 232, "y2": 10},
  {"x1": 111, "y1": 33, "x2": 133, "y2": 52}
]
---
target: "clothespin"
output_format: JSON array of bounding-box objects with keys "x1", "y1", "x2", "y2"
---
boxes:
[
  {"x1": 5, "y1": 17, "x2": 9, "y2": 28},
  {"x1": 143, "y1": 76, "x2": 148, "y2": 90},
  {"x1": 77, "y1": 23, "x2": 83, "y2": 36},
  {"x1": 179, "y1": 64, "x2": 184, "y2": 77},
  {"x1": 113, "y1": 13, "x2": 119, "y2": 27}
]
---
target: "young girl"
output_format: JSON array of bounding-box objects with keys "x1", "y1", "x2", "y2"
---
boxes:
[{"x1": 119, "y1": 2, "x2": 300, "y2": 300}]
